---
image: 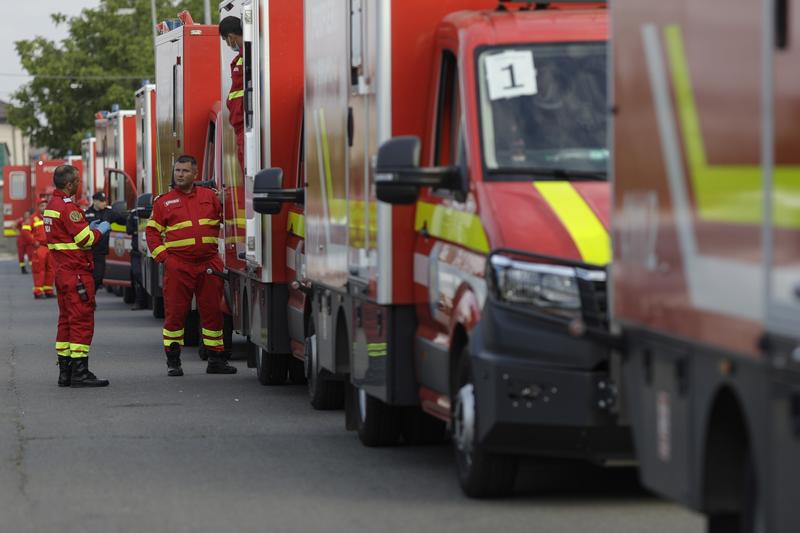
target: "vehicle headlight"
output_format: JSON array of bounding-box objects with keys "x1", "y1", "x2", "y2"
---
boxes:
[{"x1": 487, "y1": 254, "x2": 604, "y2": 320}]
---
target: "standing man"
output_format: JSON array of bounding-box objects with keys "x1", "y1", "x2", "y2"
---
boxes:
[
  {"x1": 219, "y1": 16, "x2": 244, "y2": 172},
  {"x1": 30, "y1": 199, "x2": 55, "y2": 298},
  {"x1": 16, "y1": 215, "x2": 30, "y2": 274},
  {"x1": 83, "y1": 191, "x2": 125, "y2": 290},
  {"x1": 145, "y1": 155, "x2": 236, "y2": 377},
  {"x1": 44, "y1": 164, "x2": 110, "y2": 388},
  {"x1": 18, "y1": 210, "x2": 36, "y2": 283}
]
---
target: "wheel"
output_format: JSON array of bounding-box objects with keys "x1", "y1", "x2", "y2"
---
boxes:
[
  {"x1": 356, "y1": 387, "x2": 402, "y2": 447},
  {"x1": 453, "y1": 347, "x2": 518, "y2": 498},
  {"x1": 402, "y1": 408, "x2": 448, "y2": 445},
  {"x1": 305, "y1": 322, "x2": 344, "y2": 410},
  {"x1": 288, "y1": 356, "x2": 307, "y2": 385},
  {"x1": 152, "y1": 295, "x2": 165, "y2": 319},
  {"x1": 123, "y1": 286, "x2": 135, "y2": 304},
  {"x1": 707, "y1": 451, "x2": 764, "y2": 533},
  {"x1": 256, "y1": 346, "x2": 288, "y2": 385},
  {"x1": 184, "y1": 310, "x2": 200, "y2": 347}
]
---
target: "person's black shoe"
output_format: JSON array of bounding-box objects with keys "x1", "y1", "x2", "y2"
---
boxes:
[
  {"x1": 57, "y1": 356, "x2": 72, "y2": 387},
  {"x1": 45, "y1": 293, "x2": 56, "y2": 299},
  {"x1": 70, "y1": 358, "x2": 109, "y2": 388},
  {"x1": 20, "y1": 266, "x2": 27, "y2": 274},
  {"x1": 206, "y1": 352, "x2": 237, "y2": 374},
  {"x1": 130, "y1": 303, "x2": 146, "y2": 310},
  {"x1": 166, "y1": 344, "x2": 183, "y2": 377},
  {"x1": 33, "y1": 294, "x2": 45, "y2": 300}
]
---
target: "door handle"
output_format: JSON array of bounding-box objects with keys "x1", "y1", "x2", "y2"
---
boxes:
[
  {"x1": 776, "y1": 0, "x2": 789, "y2": 50},
  {"x1": 347, "y1": 106, "x2": 354, "y2": 147}
]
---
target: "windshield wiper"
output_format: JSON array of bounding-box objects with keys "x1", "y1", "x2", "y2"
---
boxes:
[{"x1": 488, "y1": 167, "x2": 607, "y2": 181}]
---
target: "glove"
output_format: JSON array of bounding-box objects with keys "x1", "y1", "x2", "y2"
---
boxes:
[
  {"x1": 89, "y1": 220, "x2": 101, "y2": 229},
  {"x1": 95, "y1": 221, "x2": 111, "y2": 235}
]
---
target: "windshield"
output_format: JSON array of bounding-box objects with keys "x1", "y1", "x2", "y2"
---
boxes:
[{"x1": 477, "y1": 42, "x2": 607, "y2": 180}]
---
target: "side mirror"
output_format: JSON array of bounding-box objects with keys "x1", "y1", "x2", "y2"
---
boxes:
[
  {"x1": 111, "y1": 200, "x2": 129, "y2": 218},
  {"x1": 135, "y1": 193, "x2": 153, "y2": 219},
  {"x1": 252, "y1": 167, "x2": 304, "y2": 215},
  {"x1": 375, "y1": 136, "x2": 461, "y2": 205}
]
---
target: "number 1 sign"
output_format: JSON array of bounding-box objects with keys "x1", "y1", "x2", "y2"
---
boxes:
[{"x1": 485, "y1": 50, "x2": 538, "y2": 101}]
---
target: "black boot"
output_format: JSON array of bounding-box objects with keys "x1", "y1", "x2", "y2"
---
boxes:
[
  {"x1": 57, "y1": 356, "x2": 72, "y2": 387},
  {"x1": 20, "y1": 266, "x2": 27, "y2": 274},
  {"x1": 206, "y1": 351, "x2": 237, "y2": 374},
  {"x1": 166, "y1": 344, "x2": 184, "y2": 377},
  {"x1": 70, "y1": 358, "x2": 109, "y2": 388}
]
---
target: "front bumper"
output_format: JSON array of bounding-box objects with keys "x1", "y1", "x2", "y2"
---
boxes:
[{"x1": 471, "y1": 299, "x2": 632, "y2": 461}]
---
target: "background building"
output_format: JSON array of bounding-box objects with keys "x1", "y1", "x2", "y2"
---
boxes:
[{"x1": 0, "y1": 99, "x2": 30, "y2": 167}]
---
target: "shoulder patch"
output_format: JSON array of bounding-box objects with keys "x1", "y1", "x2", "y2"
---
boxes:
[{"x1": 69, "y1": 211, "x2": 82, "y2": 223}]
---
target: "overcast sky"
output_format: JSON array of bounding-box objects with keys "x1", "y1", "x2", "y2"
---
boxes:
[{"x1": 0, "y1": 1, "x2": 100, "y2": 102}]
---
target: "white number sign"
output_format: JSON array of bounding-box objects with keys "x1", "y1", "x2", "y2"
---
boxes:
[{"x1": 485, "y1": 50, "x2": 538, "y2": 101}]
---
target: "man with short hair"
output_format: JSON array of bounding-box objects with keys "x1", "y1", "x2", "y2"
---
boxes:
[
  {"x1": 219, "y1": 16, "x2": 245, "y2": 172},
  {"x1": 146, "y1": 155, "x2": 235, "y2": 376},
  {"x1": 44, "y1": 165, "x2": 111, "y2": 388}
]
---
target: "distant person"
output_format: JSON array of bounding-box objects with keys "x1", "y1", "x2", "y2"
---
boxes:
[
  {"x1": 83, "y1": 191, "x2": 126, "y2": 290},
  {"x1": 30, "y1": 200, "x2": 55, "y2": 299},
  {"x1": 145, "y1": 155, "x2": 235, "y2": 377},
  {"x1": 219, "y1": 16, "x2": 245, "y2": 172},
  {"x1": 44, "y1": 165, "x2": 110, "y2": 388},
  {"x1": 15, "y1": 216, "x2": 30, "y2": 274}
]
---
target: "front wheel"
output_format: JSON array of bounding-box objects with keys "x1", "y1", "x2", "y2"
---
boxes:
[
  {"x1": 453, "y1": 347, "x2": 518, "y2": 498},
  {"x1": 356, "y1": 387, "x2": 402, "y2": 447},
  {"x1": 305, "y1": 326, "x2": 343, "y2": 410}
]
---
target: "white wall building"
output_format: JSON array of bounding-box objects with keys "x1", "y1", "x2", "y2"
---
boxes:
[{"x1": 0, "y1": 100, "x2": 30, "y2": 166}]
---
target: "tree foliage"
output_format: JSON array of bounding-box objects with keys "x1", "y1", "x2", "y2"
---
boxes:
[{"x1": 8, "y1": 0, "x2": 214, "y2": 156}]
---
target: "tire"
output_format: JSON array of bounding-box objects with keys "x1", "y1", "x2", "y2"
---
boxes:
[
  {"x1": 123, "y1": 286, "x2": 135, "y2": 304},
  {"x1": 256, "y1": 347, "x2": 288, "y2": 386},
  {"x1": 152, "y1": 296, "x2": 165, "y2": 319},
  {"x1": 453, "y1": 346, "x2": 518, "y2": 498},
  {"x1": 305, "y1": 322, "x2": 344, "y2": 410},
  {"x1": 112, "y1": 286, "x2": 123, "y2": 297},
  {"x1": 402, "y1": 408, "x2": 449, "y2": 445},
  {"x1": 288, "y1": 356, "x2": 307, "y2": 385},
  {"x1": 356, "y1": 387, "x2": 402, "y2": 447},
  {"x1": 708, "y1": 452, "x2": 764, "y2": 533},
  {"x1": 184, "y1": 310, "x2": 200, "y2": 347},
  {"x1": 105, "y1": 285, "x2": 114, "y2": 294}
]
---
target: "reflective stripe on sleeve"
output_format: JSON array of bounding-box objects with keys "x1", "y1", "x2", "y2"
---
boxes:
[
  {"x1": 21, "y1": 225, "x2": 31, "y2": 231},
  {"x1": 74, "y1": 225, "x2": 95, "y2": 248},
  {"x1": 43, "y1": 210, "x2": 61, "y2": 218},
  {"x1": 33, "y1": 220, "x2": 44, "y2": 227},
  {"x1": 228, "y1": 90, "x2": 244, "y2": 100},
  {"x1": 48, "y1": 243, "x2": 80, "y2": 251},
  {"x1": 151, "y1": 245, "x2": 166, "y2": 260},
  {"x1": 147, "y1": 219, "x2": 165, "y2": 232},
  {"x1": 198, "y1": 219, "x2": 219, "y2": 226}
]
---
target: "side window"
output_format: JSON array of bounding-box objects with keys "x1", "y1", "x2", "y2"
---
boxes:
[
  {"x1": 9, "y1": 172, "x2": 27, "y2": 200},
  {"x1": 434, "y1": 51, "x2": 462, "y2": 167}
]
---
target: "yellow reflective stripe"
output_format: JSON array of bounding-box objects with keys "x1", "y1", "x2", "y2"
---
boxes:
[
  {"x1": 74, "y1": 225, "x2": 95, "y2": 248},
  {"x1": 43, "y1": 210, "x2": 61, "y2": 218},
  {"x1": 201, "y1": 236, "x2": 218, "y2": 245},
  {"x1": 228, "y1": 90, "x2": 244, "y2": 100},
  {"x1": 48, "y1": 243, "x2": 80, "y2": 251},
  {"x1": 55, "y1": 341, "x2": 70, "y2": 350},
  {"x1": 166, "y1": 221, "x2": 193, "y2": 232},
  {"x1": 414, "y1": 201, "x2": 489, "y2": 254},
  {"x1": 162, "y1": 329, "x2": 185, "y2": 338},
  {"x1": 33, "y1": 220, "x2": 44, "y2": 227},
  {"x1": 21, "y1": 225, "x2": 31, "y2": 231},
  {"x1": 110, "y1": 222, "x2": 126, "y2": 232},
  {"x1": 165, "y1": 238, "x2": 196, "y2": 248},
  {"x1": 367, "y1": 342, "x2": 387, "y2": 357},
  {"x1": 147, "y1": 219, "x2": 165, "y2": 232},
  {"x1": 287, "y1": 212, "x2": 305, "y2": 238},
  {"x1": 163, "y1": 339, "x2": 185, "y2": 346},
  {"x1": 202, "y1": 328, "x2": 223, "y2": 338},
  {"x1": 151, "y1": 245, "x2": 167, "y2": 259},
  {"x1": 533, "y1": 182, "x2": 611, "y2": 266},
  {"x1": 203, "y1": 338, "x2": 225, "y2": 347},
  {"x1": 5, "y1": 229, "x2": 19, "y2": 236},
  {"x1": 56, "y1": 350, "x2": 71, "y2": 357},
  {"x1": 232, "y1": 218, "x2": 246, "y2": 228},
  {"x1": 236, "y1": 57, "x2": 243, "y2": 66},
  {"x1": 664, "y1": 25, "x2": 800, "y2": 228},
  {"x1": 41, "y1": 285, "x2": 53, "y2": 290},
  {"x1": 69, "y1": 352, "x2": 88, "y2": 359},
  {"x1": 70, "y1": 343, "x2": 90, "y2": 353},
  {"x1": 198, "y1": 218, "x2": 219, "y2": 226}
]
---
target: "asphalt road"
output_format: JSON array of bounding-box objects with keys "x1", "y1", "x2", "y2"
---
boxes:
[{"x1": 0, "y1": 256, "x2": 706, "y2": 533}]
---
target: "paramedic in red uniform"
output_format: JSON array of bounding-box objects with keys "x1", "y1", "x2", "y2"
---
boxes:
[
  {"x1": 19, "y1": 210, "x2": 36, "y2": 283},
  {"x1": 44, "y1": 164, "x2": 110, "y2": 388},
  {"x1": 145, "y1": 155, "x2": 236, "y2": 377},
  {"x1": 31, "y1": 199, "x2": 55, "y2": 299},
  {"x1": 219, "y1": 16, "x2": 244, "y2": 172},
  {"x1": 16, "y1": 216, "x2": 29, "y2": 274}
]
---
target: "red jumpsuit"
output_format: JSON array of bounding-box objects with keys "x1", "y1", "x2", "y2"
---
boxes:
[
  {"x1": 145, "y1": 185, "x2": 225, "y2": 355},
  {"x1": 30, "y1": 213, "x2": 55, "y2": 297},
  {"x1": 227, "y1": 51, "x2": 244, "y2": 172},
  {"x1": 16, "y1": 219, "x2": 31, "y2": 269},
  {"x1": 44, "y1": 190, "x2": 102, "y2": 360}
]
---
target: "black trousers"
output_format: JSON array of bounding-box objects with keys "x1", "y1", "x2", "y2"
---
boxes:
[{"x1": 92, "y1": 254, "x2": 107, "y2": 289}]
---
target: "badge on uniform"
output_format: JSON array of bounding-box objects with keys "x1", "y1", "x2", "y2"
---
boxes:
[{"x1": 70, "y1": 211, "x2": 82, "y2": 222}]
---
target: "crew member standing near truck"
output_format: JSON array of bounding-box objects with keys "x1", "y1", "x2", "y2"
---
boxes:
[
  {"x1": 145, "y1": 155, "x2": 236, "y2": 377},
  {"x1": 219, "y1": 16, "x2": 244, "y2": 172},
  {"x1": 44, "y1": 164, "x2": 110, "y2": 388},
  {"x1": 83, "y1": 191, "x2": 122, "y2": 290},
  {"x1": 30, "y1": 199, "x2": 55, "y2": 299}
]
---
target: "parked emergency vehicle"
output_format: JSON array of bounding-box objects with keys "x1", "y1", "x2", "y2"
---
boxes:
[
  {"x1": 94, "y1": 108, "x2": 137, "y2": 296},
  {"x1": 81, "y1": 137, "x2": 98, "y2": 203},
  {"x1": 214, "y1": 0, "x2": 306, "y2": 384},
  {"x1": 138, "y1": 17, "x2": 221, "y2": 343},
  {"x1": 3, "y1": 164, "x2": 31, "y2": 238},
  {"x1": 254, "y1": 0, "x2": 624, "y2": 496},
  {"x1": 612, "y1": 0, "x2": 799, "y2": 530}
]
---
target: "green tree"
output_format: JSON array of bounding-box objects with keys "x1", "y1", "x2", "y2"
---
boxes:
[{"x1": 8, "y1": 0, "x2": 214, "y2": 156}]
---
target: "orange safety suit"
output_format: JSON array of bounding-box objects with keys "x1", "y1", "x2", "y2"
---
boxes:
[
  {"x1": 227, "y1": 51, "x2": 244, "y2": 172},
  {"x1": 44, "y1": 190, "x2": 103, "y2": 361},
  {"x1": 145, "y1": 185, "x2": 225, "y2": 354},
  {"x1": 30, "y1": 212, "x2": 55, "y2": 297}
]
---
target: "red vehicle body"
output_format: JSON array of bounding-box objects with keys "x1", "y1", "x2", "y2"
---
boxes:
[
  {"x1": 139, "y1": 18, "x2": 221, "y2": 342},
  {"x1": 96, "y1": 109, "x2": 137, "y2": 291},
  {"x1": 255, "y1": 0, "x2": 622, "y2": 496},
  {"x1": 3, "y1": 165, "x2": 31, "y2": 238},
  {"x1": 80, "y1": 137, "x2": 98, "y2": 204}
]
